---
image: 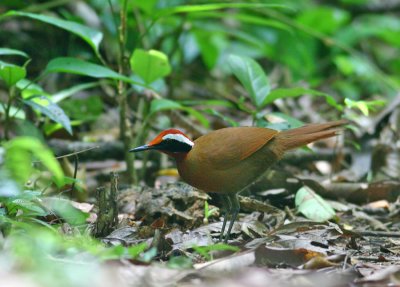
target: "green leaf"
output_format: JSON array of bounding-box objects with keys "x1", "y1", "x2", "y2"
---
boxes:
[
  {"x1": 44, "y1": 57, "x2": 140, "y2": 85},
  {"x1": 132, "y1": 0, "x2": 157, "y2": 14},
  {"x1": 17, "y1": 79, "x2": 48, "y2": 99},
  {"x1": 344, "y1": 98, "x2": 385, "y2": 116},
  {"x1": 297, "y1": 7, "x2": 350, "y2": 35},
  {"x1": 265, "y1": 112, "x2": 304, "y2": 128},
  {"x1": 194, "y1": 29, "x2": 227, "y2": 69},
  {"x1": 43, "y1": 120, "x2": 82, "y2": 137},
  {"x1": 23, "y1": 96, "x2": 73, "y2": 135},
  {"x1": 130, "y1": 49, "x2": 171, "y2": 84},
  {"x1": 192, "y1": 243, "x2": 239, "y2": 260},
  {"x1": 190, "y1": 11, "x2": 292, "y2": 33},
  {"x1": 59, "y1": 96, "x2": 103, "y2": 122},
  {"x1": 0, "y1": 60, "x2": 26, "y2": 87},
  {"x1": 4, "y1": 137, "x2": 64, "y2": 186},
  {"x1": 43, "y1": 197, "x2": 88, "y2": 225},
  {"x1": 52, "y1": 82, "x2": 98, "y2": 103},
  {"x1": 184, "y1": 108, "x2": 210, "y2": 128},
  {"x1": 9, "y1": 198, "x2": 47, "y2": 216},
  {"x1": 167, "y1": 256, "x2": 193, "y2": 269},
  {"x1": 150, "y1": 98, "x2": 182, "y2": 114},
  {"x1": 140, "y1": 247, "x2": 157, "y2": 262},
  {"x1": 228, "y1": 54, "x2": 270, "y2": 108},
  {"x1": 204, "y1": 109, "x2": 239, "y2": 127},
  {"x1": 0, "y1": 104, "x2": 26, "y2": 119},
  {"x1": 295, "y1": 186, "x2": 336, "y2": 222},
  {"x1": 149, "y1": 99, "x2": 209, "y2": 128},
  {"x1": 181, "y1": 99, "x2": 234, "y2": 108},
  {"x1": 265, "y1": 87, "x2": 343, "y2": 111},
  {"x1": 336, "y1": 15, "x2": 400, "y2": 47},
  {"x1": 96, "y1": 245, "x2": 126, "y2": 261},
  {"x1": 156, "y1": 3, "x2": 288, "y2": 18},
  {"x1": 0, "y1": 47, "x2": 29, "y2": 58},
  {"x1": 127, "y1": 242, "x2": 148, "y2": 258},
  {"x1": 334, "y1": 55, "x2": 375, "y2": 78},
  {"x1": 2, "y1": 11, "x2": 103, "y2": 58}
]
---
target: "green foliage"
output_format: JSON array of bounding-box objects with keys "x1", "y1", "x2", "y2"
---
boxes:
[
  {"x1": 130, "y1": 49, "x2": 171, "y2": 84},
  {"x1": 3, "y1": 190, "x2": 46, "y2": 217},
  {"x1": 149, "y1": 99, "x2": 210, "y2": 128},
  {"x1": 295, "y1": 186, "x2": 336, "y2": 222},
  {"x1": 43, "y1": 197, "x2": 88, "y2": 225},
  {"x1": 344, "y1": 98, "x2": 386, "y2": 116},
  {"x1": 3, "y1": 136, "x2": 64, "y2": 186},
  {"x1": 2, "y1": 10, "x2": 103, "y2": 58},
  {"x1": 203, "y1": 201, "x2": 218, "y2": 224},
  {"x1": 0, "y1": 225, "x2": 149, "y2": 287},
  {"x1": 155, "y1": 3, "x2": 287, "y2": 18},
  {"x1": 23, "y1": 96, "x2": 73, "y2": 135},
  {"x1": 167, "y1": 256, "x2": 193, "y2": 269},
  {"x1": 192, "y1": 243, "x2": 240, "y2": 261},
  {"x1": 0, "y1": 60, "x2": 26, "y2": 87},
  {"x1": 0, "y1": 47, "x2": 29, "y2": 57},
  {"x1": 266, "y1": 88, "x2": 343, "y2": 111},
  {"x1": 44, "y1": 57, "x2": 135, "y2": 84},
  {"x1": 228, "y1": 54, "x2": 270, "y2": 109}
]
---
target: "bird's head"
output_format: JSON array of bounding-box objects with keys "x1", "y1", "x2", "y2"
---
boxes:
[{"x1": 129, "y1": 129, "x2": 194, "y2": 156}]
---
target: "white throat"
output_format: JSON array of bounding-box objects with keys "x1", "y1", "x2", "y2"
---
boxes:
[{"x1": 162, "y1": 134, "x2": 194, "y2": 146}]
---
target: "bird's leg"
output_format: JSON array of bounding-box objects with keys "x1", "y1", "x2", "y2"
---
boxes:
[
  {"x1": 223, "y1": 194, "x2": 240, "y2": 243},
  {"x1": 219, "y1": 194, "x2": 232, "y2": 241}
]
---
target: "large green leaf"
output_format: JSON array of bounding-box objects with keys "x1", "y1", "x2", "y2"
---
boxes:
[
  {"x1": 0, "y1": 47, "x2": 28, "y2": 58},
  {"x1": 0, "y1": 60, "x2": 26, "y2": 87},
  {"x1": 23, "y1": 96, "x2": 72, "y2": 135},
  {"x1": 264, "y1": 87, "x2": 343, "y2": 111},
  {"x1": 2, "y1": 11, "x2": 103, "y2": 58},
  {"x1": 42, "y1": 197, "x2": 88, "y2": 225},
  {"x1": 4, "y1": 137, "x2": 64, "y2": 186},
  {"x1": 295, "y1": 186, "x2": 336, "y2": 222},
  {"x1": 44, "y1": 57, "x2": 140, "y2": 85},
  {"x1": 130, "y1": 49, "x2": 171, "y2": 84},
  {"x1": 9, "y1": 198, "x2": 48, "y2": 216},
  {"x1": 228, "y1": 54, "x2": 270, "y2": 108}
]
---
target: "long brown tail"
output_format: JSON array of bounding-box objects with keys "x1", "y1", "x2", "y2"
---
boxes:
[{"x1": 274, "y1": 119, "x2": 347, "y2": 152}]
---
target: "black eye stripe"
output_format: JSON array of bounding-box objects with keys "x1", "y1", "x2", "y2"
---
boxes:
[{"x1": 156, "y1": 139, "x2": 192, "y2": 153}]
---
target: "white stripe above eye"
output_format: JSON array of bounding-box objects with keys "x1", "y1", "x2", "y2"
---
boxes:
[{"x1": 162, "y1": 133, "x2": 194, "y2": 146}]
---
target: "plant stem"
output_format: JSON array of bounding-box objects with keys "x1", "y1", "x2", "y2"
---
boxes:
[
  {"x1": 117, "y1": 0, "x2": 135, "y2": 184},
  {"x1": 3, "y1": 86, "x2": 16, "y2": 140}
]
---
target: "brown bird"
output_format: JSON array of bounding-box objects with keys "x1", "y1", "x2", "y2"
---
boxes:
[{"x1": 130, "y1": 120, "x2": 347, "y2": 242}]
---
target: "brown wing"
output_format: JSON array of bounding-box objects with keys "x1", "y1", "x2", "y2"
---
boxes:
[{"x1": 192, "y1": 127, "x2": 278, "y2": 170}]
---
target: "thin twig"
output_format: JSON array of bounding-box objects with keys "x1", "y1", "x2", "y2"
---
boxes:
[
  {"x1": 33, "y1": 146, "x2": 100, "y2": 164},
  {"x1": 70, "y1": 154, "x2": 79, "y2": 193}
]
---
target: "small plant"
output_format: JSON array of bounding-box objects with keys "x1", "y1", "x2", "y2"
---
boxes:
[
  {"x1": 203, "y1": 201, "x2": 219, "y2": 224},
  {"x1": 192, "y1": 243, "x2": 240, "y2": 261}
]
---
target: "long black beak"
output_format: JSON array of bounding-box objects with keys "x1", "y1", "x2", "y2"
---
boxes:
[{"x1": 129, "y1": 145, "x2": 152, "y2": 152}]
